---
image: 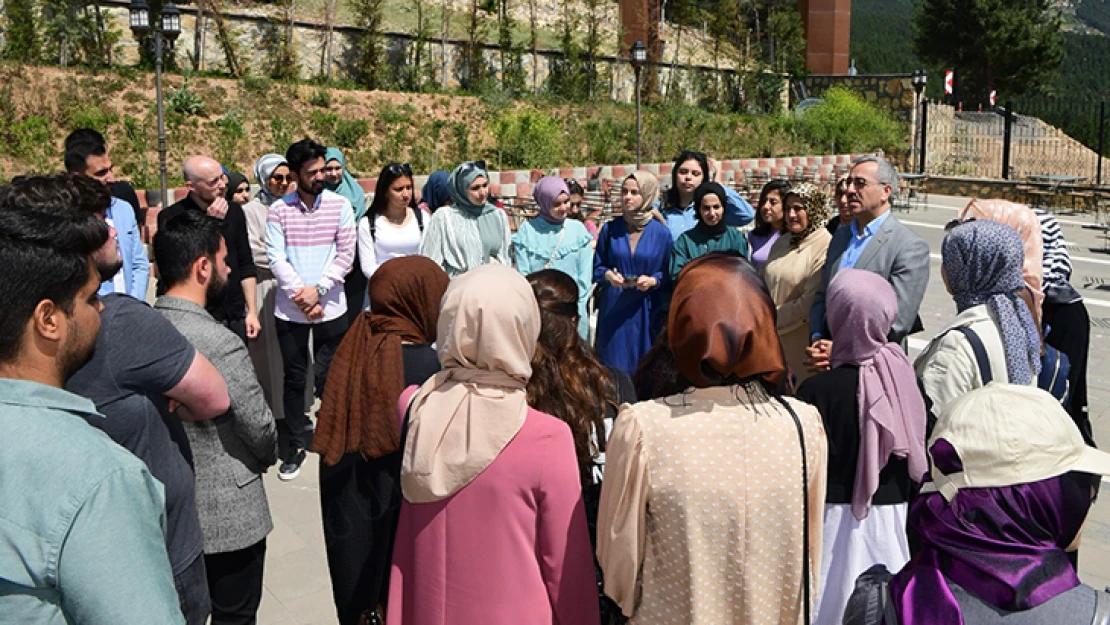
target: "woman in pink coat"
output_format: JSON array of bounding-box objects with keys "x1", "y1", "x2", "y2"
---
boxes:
[{"x1": 387, "y1": 264, "x2": 601, "y2": 625}]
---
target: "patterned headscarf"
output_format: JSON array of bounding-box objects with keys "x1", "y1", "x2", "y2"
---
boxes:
[
  {"x1": 942, "y1": 220, "x2": 1041, "y2": 384},
  {"x1": 253, "y1": 153, "x2": 288, "y2": 206},
  {"x1": 783, "y1": 182, "x2": 831, "y2": 247}
]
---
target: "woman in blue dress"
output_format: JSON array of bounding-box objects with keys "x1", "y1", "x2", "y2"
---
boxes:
[
  {"x1": 593, "y1": 171, "x2": 674, "y2": 375},
  {"x1": 513, "y1": 176, "x2": 594, "y2": 339}
]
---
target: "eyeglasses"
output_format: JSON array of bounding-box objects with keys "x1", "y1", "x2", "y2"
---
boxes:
[
  {"x1": 270, "y1": 174, "x2": 294, "y2": 183},
  {"x1": 785, "y1": 205, "x2": 808, "y2": 214},
  {"x1": 388, "y1": 162, "x2": 413, "y2": 177}
]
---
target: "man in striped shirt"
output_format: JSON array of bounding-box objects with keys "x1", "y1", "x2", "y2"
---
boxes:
[
  {"x1": 1034, "y1": 207, "x2": 1093, "y2": 447},
  {"x1": 266, "y1": 138, "x2": 356, "y2": 480}
]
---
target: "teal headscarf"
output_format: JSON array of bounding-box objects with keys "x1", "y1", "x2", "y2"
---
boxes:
[
  {"x1": 324, "y1": 147, "x2": 368, "y2": 220},
  {"x1": 447, "y1": 161, "x2": 503, "y2": 259}
]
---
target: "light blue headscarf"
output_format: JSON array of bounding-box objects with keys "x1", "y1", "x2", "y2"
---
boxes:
[{"x1": 324, "y1": 147, "x2": 368, "y2": 220}]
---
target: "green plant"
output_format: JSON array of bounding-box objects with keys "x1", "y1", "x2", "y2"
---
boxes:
[
  {"x1": 334, "y1": 119, "x2": 370, "y2": 148},
  {"x1": 215, "y1": 108, "x2": 247, "y2": 170},
  {"x1": 2, "y1": 0, "x2": 41, "y2": 63},
  {"x1": 350, "y1": 0, "x2": 387, "y2": 88},
  {"x1": 167, "y1": 81, "x2": 206, "y2": 117},
  {"x1": 270, "y1": 117, "x2": 296, "y2": 153},
  {"x1": 376, "y1": 102, "x2": 416, "y2": 125},
  {"x1": 309, "y1": 111, "x2": 339, "y2": 141},
  {"x1": 309, "y1": 87, "x2": 333, "y2": 108},
  {"x1": 492, "y1": 109, "x2": 563, "y2": 168},
  {"x1": 241, "y1": 74, "x2": 274, "y2": 95},
  {"x1": 792, "y1": 86, "x2": 906, "y2": 154}
]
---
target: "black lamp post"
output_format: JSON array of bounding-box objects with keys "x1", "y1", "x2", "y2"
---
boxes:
[
  {"x1": 911, "y1": 69, "x2": 927, "y2": 174},
  {"x1": 630, "y1": 40, "x2": 647, "y2": 169},
  {"x1": 129, "y1": 0, "x2": 181, "y2": 207}
]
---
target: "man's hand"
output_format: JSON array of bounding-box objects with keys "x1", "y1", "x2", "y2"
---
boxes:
[
  {"x1": 207, "y1": 197, "x2": 229, "y2": 220},
  {"x1": 635, "y1": 275, "x2": 658, "y2": 292},
  {"x1": 292, "y1": 286, "x2": 320, "y2": 312},
  {"x1": 804, "y1": 339, "x2": 833, "y2": 372},
  {"x1": 306, "y1": 304, "x2": 325, "y2": 321},
  {"x1": 245, "y1": 312, "x2": 261, "y2": 339}
]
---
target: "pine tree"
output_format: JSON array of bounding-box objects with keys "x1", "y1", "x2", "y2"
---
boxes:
[{"x1": 2, "y1": 0, "x2": 42, "y2": 63}]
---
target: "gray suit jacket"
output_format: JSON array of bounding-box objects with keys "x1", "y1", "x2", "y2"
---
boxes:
[
  {"x1": 155, "y1": 296, "x2": 279, "y2": 554},
  {"x1": 809, "y1": 212, "x2": 931, "y2": 345}
]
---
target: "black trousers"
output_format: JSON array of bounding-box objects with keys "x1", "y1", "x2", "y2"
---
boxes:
[
  {"x1": 344, "y1": 254, "x2": 368, "y2": 327},
  {"x1": 1043, "y1": 298, "x2": 1093, "y2": 446},
  {"x1": 175, "y1": 554, "x2": 212, "y2": 625},
  {"x1": 205, "y1": 539, "x2": 267, "y2": 625},
  {"x1": 275, "y1": 316, "x2": 348, "y2": 453},
  {"x1": 320, "y1": 451, "x2": 404, "y2": 625}
]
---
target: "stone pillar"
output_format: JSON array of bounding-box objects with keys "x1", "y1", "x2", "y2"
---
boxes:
[
  {"x1": 619, "y1": 0, "x2": 650, "y2": 55},
  {"x1": 799, "y1": 0, "x2": 851, "y2": 75}
]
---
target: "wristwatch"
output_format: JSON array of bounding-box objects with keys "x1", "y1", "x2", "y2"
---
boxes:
[{"x1": 316, "y1": 284, "x2": 328, "y2": 298}]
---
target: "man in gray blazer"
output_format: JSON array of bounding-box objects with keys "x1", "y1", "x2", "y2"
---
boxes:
[
  {"x1": 807, "y1": 155, "x2": 931, "y2": 370},
  {"x1": 153, "y1": 210, "x2": 279, "y2": 625}
]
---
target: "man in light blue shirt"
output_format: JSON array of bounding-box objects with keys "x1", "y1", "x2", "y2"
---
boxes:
[
  {"x1": 65, "y1": 140, "x2": 151, "y2": 300},
  {"x1": 838, "y1": 208, "x2": 892, "y2": 270},
  {"x1": 0, "y1": 175, "x2": 183, "y2": 624}
]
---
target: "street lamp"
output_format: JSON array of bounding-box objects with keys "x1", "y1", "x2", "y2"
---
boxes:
[
  {"x1": 129, "y1": 0, "x2": 181, "y2": 209},
  {"x1": 630, "y1": 40, "x2": 647, "y2": 169},
  {"x1": 910, "y1": 69, "x2": 927, "y2": 175}
]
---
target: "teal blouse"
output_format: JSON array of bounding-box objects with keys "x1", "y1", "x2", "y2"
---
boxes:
[
  {"x1": 513, "y1": 217, "x2": 595, "y2": 339},
  {"x1": 669, "y1": 226, "x2": 751, "y2": 281}
]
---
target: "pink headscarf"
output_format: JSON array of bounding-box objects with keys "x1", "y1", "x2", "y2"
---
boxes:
[
  {"x1": 959, "y1": 199, "x2": 1044, "y2": 327},
  {"x1": 828, "y1": 268, "x2": 928, "y2": 520},
  {"x1": 533, "y1": 176, "x2": 570, "y2": 225}
]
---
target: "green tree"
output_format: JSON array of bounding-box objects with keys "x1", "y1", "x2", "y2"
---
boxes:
[
  {"x1": 3, "y1": 0, "x2": 42, "y2": 63},
  {"x1": 349, "y1": 0, "x2": 385, "y2": 88},
  {"x1": 914, "y1": 0, "x2": 1064, "y2": 105}
]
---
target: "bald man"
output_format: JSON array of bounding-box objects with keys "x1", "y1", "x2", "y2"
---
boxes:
[{"x1": 159, "y1": 156, "x2": 259, "y2": 343}]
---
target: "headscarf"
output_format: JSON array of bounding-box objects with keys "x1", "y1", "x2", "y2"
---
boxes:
[
  {"x1": 669, "y1": 253, "x2": 787, "y2": 389},
  {"x1": 421, "y1": 170, "x2": 450, "y2": 212},
  {"x1": 942, "y1": 220, "x2": 1041, "y2": 384},
  {"x1": 828, "y1": 268, "x2": 928, "y2": 520},
  {"x1": 623, "y1": 171, "x2": 659, "y2": 229},
  {"x1": 253, "y1": 153, "x2": 287, "y2": 206},
  {"x1": 313, "y1": 256, "x2": 449, "y2": 466},
  {"x1": 533, "y1": 176, "x2": 570, "y2": 225},
  {"x1": 324, "y1": 147, "x2": 368, "y2": 220},
  {"x1": 959, "y1": 199, "x2": 1044, "y2": 326},
  {"x1": 446, "y1": 161, "x2": 505, "y2": 259},
  {"x1": 889, "y1": 445, "x2": 1092, "y2": 624},
  {"x1": 783, "y1": 182, "x2": 831, "y2": 247},
  {"x1": 224, "y1": 171, "x2": 248, "y2": 204},
  {"x1": 692, "y1": 181, "x2": 729, "y2": 236},
  {"x1": 401, "y1": 264, "x2": 541, "y2": 503}
]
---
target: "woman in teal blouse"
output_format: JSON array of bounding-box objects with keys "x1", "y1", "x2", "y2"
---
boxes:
[
  {"x1": 669, "y1": 181, "x2": 750, "y2": 281},
  {"x1": 513, "y1": 176, "x2": 594, "y2": 339}
]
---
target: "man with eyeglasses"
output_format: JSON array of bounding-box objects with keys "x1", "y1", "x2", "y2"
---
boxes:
[
  {"x1": 266, "y1": 138, "x2": 356, "y2": 481},
  {"x1": 159, "y1": 155, "x2": 260, "y2": 344},
  {"x1": 806, "y1": 155, "x2": 930, "y2": 370}
]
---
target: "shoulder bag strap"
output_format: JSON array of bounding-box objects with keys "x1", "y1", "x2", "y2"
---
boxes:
[
  {"x1": 953, "y1": 326, "x2": 993, "y2": 385},
  {"x1": 774, "y1": 395, "x2": 811, "y2": 625},
  {"x1": 1092, "y1": 587, "x2": 1110, "y2": 625},
  {"x1": 542, "y1": 226, "x2": 568, "y2": 270},
  {"x1": 415, "y1": 206, "x2": 424, "y2": 233}
]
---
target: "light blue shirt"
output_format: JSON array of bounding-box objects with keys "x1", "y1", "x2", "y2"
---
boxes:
[
  {"x1": 660, "y1": 185, "x2": 756, "y2": 241},
  {"x1": 839, "y1": 210, "x2": 892, "y2": 270},
  {"x1": 513, "y1": 217, "x2": 594, "y2": 339},
  {"x1": 0, "y1": 378, "x2": 183, "y2": 624},
  {"x1": 99, "y1": 197, "x2": 151, "y2": 300}
]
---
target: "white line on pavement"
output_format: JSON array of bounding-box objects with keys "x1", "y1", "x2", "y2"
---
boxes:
[
  {"x1": 922, "y1": 203, "x2": 1096, "y2": 228},
  {"x1": 926, "y1": 253, "x2": 1110, "y2": 307}
]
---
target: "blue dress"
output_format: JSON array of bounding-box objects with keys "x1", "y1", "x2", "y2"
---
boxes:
[{"x1": 593, "y1": 218, "x2": 674, "y2": 375}]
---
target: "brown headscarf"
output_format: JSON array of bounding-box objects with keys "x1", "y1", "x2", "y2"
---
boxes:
[
  {"x1": 313, "y1": 256, "x2": 449, "y2": 466},
  {"x1": 669, "y1": 253, "x2": 787, "y2": 389}
]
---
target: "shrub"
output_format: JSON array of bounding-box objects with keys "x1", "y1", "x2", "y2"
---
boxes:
[
  {"x1": 241, "y1": 75, "x2": 273, "y2": 95},
  {"x1": 167, "y1": 81, "x2": 206, "y2": 117},
  {"x1": 309, "y1": 87, "x2": 333, "y2": 108},
  {"x1": 792, "y1": 86, "x2": 906, "y2": 154},
  {"x1": 309, "y1": 111, "x2": 339, "y2": 142},
  {"x1": 334, "y1": 118, "x2": 370, "y2": 148},
  {"x1": 493, "y1": 109, "x2": 563, "y2": 169},
  {"x1": 215, "y1": 108, "x2": 247, "y2": 170}
]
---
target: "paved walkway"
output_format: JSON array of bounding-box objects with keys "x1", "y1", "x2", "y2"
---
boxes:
[{"x1": 255, "y1": 194, "x2": 1110, "y2": 624}]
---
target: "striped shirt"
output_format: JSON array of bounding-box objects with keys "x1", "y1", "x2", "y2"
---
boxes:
[
  {"x1": 266, "y1": 189, "x2": 356, "y2": 323},
  {"x1": 1032, "y1": 208, "x2": 1074, "y2": 291}
]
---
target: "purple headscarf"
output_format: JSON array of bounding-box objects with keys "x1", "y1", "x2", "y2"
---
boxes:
[
  {"x1": 533, "y1": 176, "x2": 570, "y2": 225},
  {"x1": 889, "y1": 439, "x2": 1092, "y2": 625},
  {"x1": 828, "y1": 268, "x2": 928, "y2": 520}
]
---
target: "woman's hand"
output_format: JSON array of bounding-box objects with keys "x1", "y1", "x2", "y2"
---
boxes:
[
  {"x1": 635, "y1": 275, "x2": 658, "y2": 292},
  {"x1": 606, "y1": 269, "x2": 626, "y2": 288}
]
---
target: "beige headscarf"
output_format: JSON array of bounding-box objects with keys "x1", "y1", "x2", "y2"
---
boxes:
[
  {"x1": 958, "y1": 199, "x2": 1044, "y2": 327},
  {"x1": 624, "y1": 171, "x2": 659, "y2": 229},
  {"x1": 400, "y1": 264, "x2": 542, "y2": 503}
]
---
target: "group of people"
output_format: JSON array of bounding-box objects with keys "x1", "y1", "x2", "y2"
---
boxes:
[{"x1": 0, "y1": 127, "x2": 1106, "y2": 625}]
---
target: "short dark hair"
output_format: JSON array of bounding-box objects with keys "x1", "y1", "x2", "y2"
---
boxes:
[
  {"x1": 565, "y1": 179, "x2": 585, "y2": 196},
  {"x1": 0, "y1": 175, "x2": 111, "y2": 363},
  {"x1": 64, "y1": 128, "x2": 107, "y2": 151},
  {"x1": 153, "y1": 209, "x2": 224, "y2": 290},
  {"x1": 64, "y1": 140, "x2": 108, "y2": 174},
  {"x1": 285, "y1": 138, "x2": 328, "y2": 175}
]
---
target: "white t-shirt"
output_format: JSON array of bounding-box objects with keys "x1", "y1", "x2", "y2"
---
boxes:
[{"x1": 357, "y1": 209, "x2": 425, "y2": 307}]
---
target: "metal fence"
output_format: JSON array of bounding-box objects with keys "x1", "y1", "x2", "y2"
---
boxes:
[{"x1": 917, "y1": 99, "x2": 1110, "y2": 185}]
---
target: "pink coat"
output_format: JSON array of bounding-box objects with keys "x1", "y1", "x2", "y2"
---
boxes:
[{"x1": 387, "y1": 391, "x2": 600, "y2": 625}]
